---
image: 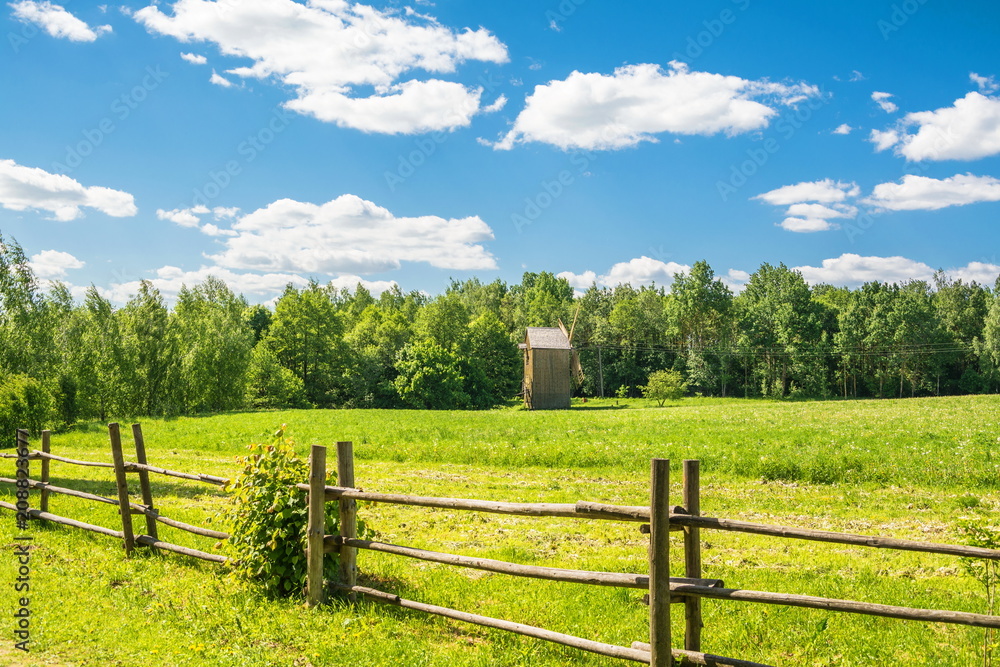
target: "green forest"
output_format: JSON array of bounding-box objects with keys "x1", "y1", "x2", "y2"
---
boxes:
[{"x1": 3, "y1": 232, "x2": 1000, "y2": 433}]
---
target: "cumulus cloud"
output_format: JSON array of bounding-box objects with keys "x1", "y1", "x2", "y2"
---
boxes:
[
  {"x1": 793, "y1": 254, "x2": 1000, "y2": 289},
  {"x1": 951, "y1": 261, "x2": 1000, "y2": 285},
  {"x1": 493, "y1": 61, "x2": 820, "y2": 151},
  {"x1": 156, "y1": 205, "x2": 238, "y2": 234},
  {"x1": 205, "y1": 194, "x2": 496, "y2": 275},
  {"x1": 209, "y1": 70, "x2": 234, "y2": 87},
  {"x1": 558, "y1": 257, "x2": 690, "y2": 289},
  {"x1": 865, "y1": 173, "x2": 1000, "y2": 211},
  {"x1": 871, "y1": 91, "x2": 897, "y2": 113},
  {"x1": 28, "y1": 249, "x2": 84, "y2": 279},
  {"x1": 754, "y1": 179, "x2": 860, "y2": 232},
  {"x1": 794, "y1": 254, "x2": 934, "y2": 287},
  {"x1": 832, "y1": 123, "x2": 853, "y2": 135},
  {"x1": 10, "y1": 1, "x2": 111, "y2": 41},
  {"x1": 754, "y1": 179, "x2": 859, "y2": 206},
  {"x1": 0, "y1": 158, "x2": 137, "y2": 220},
  {"x1": 133, "y1": 0, "x2": 508, "y2": 134},
  {"x1": 180, "y1": 52, "x2": 207, "y2": 64},
  {"x1": 872, "y1": 90, "x2": 1000, "y2": 161},
  {"x1": 106, "y1": 265, "x2": 398, "y2": 304},
  {"x1": 971, "y1": 72, "x2": 999, "y2": 94}
]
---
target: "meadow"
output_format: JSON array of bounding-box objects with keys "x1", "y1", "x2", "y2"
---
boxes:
[{"x1": 2, "y1": 395, "x2": 1000, "y2": 666}]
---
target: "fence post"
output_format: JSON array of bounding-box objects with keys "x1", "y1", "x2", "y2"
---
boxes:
[
  {"x1": 131, "y1": 424, "x2": 158, "y2": 541},
  {"x1": 15, "y1": 429, "x2": 30, "y2": 529},
  {"x1": 108, "y1": 423, "x2": 135, "y2": 554},
  {"x1": 682, "y1": 459, "x2": 702, "y2": 652},
  {"x1": 649, "y1": 458, "x2": 672, "y2": 666},
  {"x1": 307, "y1": 444, "x2": 327, "y2": 607},
  {"x1": 337, "y1": 441, "x2": 358, "y2": 601},
  {"x1": 39, "y1": 430, "x2": 50, "y2": 514}
]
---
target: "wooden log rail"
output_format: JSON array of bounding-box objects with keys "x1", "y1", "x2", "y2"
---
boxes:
[
  {"x1": 294, "y1": 482, "x2": 684, "y2": 526},
  {"x1": 338, "y1": 584, "x2": 773, "y2": 667},
  {"x1": 670, "y1": 583, "x2": 1000, "y2": 630},
  {"x1": 576, "y1": 501, "x2": 1000, "y2": 561},
  {"x1": 0, "y1": 477, "x2": 229, "y2": 539},
  {"x1": 2, "y1": 424, "x2": 228, "y2": 564},
  {"x1": 331, "y1": 536, "x2": 724, "y2": 593}
]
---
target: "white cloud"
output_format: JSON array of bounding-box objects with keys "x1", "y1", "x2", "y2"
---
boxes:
[
  {"x1": 28, "y1": 249, "x2": 84, "y2": 278},
  {"x1": 180, "y1": 52, "x2": 207, "y2": 64},
  {"x1": 206, "y1": 194, "x2": 497, "y2": 275},
  {"x1": 157, "y1": 205, "x2": 240, "y2": 234},
  {"x1": 871, "y1": 91, "x2": 897, "y2": 114},
  {"x1": 10, "y1": 1, "x2": 111, "y2": 41},
  {"x1": 971, "y1": 72, "x2": 999, "y2": 94},
  {"x1": 721, "y1": 268, "x2": 750, "y2": 292},
  {"x1": 849, "y1": 70, "x2": 866, "y2": 82},
  {"x1": 865, "y1": 173, "x2": 1000, "y2": 211},
  {"x1": 869, "y1": 128, "x2": 900, "y2": 152},
  {"x1": 209, "y1": 70, "x2": 234, "y2": 88},
  {"x1": 793, "y1": 254, "x2": 1000, "y2": 289},
  {"x1": 755, "y1": 180, "x2": 860, "y2": 233},
  {"x1": 559, "y1": 257, "x2": 690, "y2": 289},
  {"x1": 754, "y1": 179, "x2": 859, "y2": 206},
  {"x1": 133, "y1": 0, "x2": 508, "y2": 134},
  {"x1": 556, "y1": 270, "x2": 597, "y2": 290},
  {"x1": 874, "y1": 91, "x2": 1000, "y2": 161},
  {"x1": 0, "y1": 158, "x2": 137, "y2": 220},
  {"x1": 778, "y1": 217, "x2": 836, "y2": 233},
  {"x1": 794, "y1": 254, "x2": 934, "y2": 287},
  {"x1": 104, "y1": 265, "x2": 397, "y2": 304},
  {"x1": 493, "y1": 61, "x2": 820, "y2": 151},
  {"x1": 832, "y1": 123, "x2": 853, "y2": 135},
  {"x1": 950, "y1": 262, "x2": 1000, "y2": 286}
]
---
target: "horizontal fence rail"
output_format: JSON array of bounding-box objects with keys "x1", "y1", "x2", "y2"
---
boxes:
[
  {"x1": 577, "y1": 501, "x2": 1000, "y2": 561},
  {"x1": 303, "y1": 445, "x2": 1000, "y2": 666},
  {"x1": 1, "y1": 424, "x2": 228, "y2": 564}
]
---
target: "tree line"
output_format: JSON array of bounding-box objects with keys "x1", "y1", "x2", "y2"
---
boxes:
[{"x1": 3, "y1": 233, "x2": 1000, "y2": 433}]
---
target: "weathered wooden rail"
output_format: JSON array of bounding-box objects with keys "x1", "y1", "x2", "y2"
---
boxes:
[
  {"x1": 1, "y1": 424, "x2": 228, "y2": 563},
  {"x1": 302, "y1": 444, "x2": 1000, "y2": 666}
]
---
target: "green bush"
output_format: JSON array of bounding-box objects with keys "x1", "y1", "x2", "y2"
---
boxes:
[
  {"x1": 641, "y1": 369, "x2": 688, "y2": 406},
  {"x1": 0, "y1": 374, "x2": 54, "y2": 440},
  {"x1": 222, "y1": 427, "x2": 355, "y2": 598}
]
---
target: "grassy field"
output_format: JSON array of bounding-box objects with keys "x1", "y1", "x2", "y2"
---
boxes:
[{"x1": 2, "y1": 395, "x2": 1000, "y2": 666}]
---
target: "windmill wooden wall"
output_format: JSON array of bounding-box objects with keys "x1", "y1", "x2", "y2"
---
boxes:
[{"x1": 522, "y1": 327, "x2": 572, "y2": 410}]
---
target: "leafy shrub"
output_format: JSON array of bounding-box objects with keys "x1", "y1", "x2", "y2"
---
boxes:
[
  {"x1": 641, "y1": 370, "x2": 688, "y2": 406},
  {"x1": 222, "y1": 426, "x2": 340, "y2": 598},
  {"x1": 0, "y1": 374, "x2": 54, "y2": 439}
]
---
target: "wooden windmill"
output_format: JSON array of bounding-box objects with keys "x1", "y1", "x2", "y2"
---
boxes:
[{"x1": 520, "y1": 308, "x2": 584, "y2": 410}]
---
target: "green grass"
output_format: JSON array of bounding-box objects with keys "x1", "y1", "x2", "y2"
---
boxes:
[{"x1": 2, "y1": 395, "x2": 1000, "y2": 665}]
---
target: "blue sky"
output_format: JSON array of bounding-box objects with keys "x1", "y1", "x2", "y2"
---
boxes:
[{"x1": 1, "y1": 0, "x2": 999, "y2": 303}]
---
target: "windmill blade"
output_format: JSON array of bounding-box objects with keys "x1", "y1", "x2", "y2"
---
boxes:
[
  {"x1": 557, "y1": 318, "x2": 569, "y2": 339},
  {"x1": 571, "y1": 349, "x2": 585, "y2": 386},
  {"x1": 568, "y1": 304, "x2": 581, "y2": 344}
]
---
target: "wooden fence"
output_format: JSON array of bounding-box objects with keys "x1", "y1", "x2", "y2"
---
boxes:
[
  {"x1": 302, "y1": 443, "x2": 1000, "y2": 667},
  {"x1": 1, "y1": 424, "x2": 228, "y2": 562}
]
